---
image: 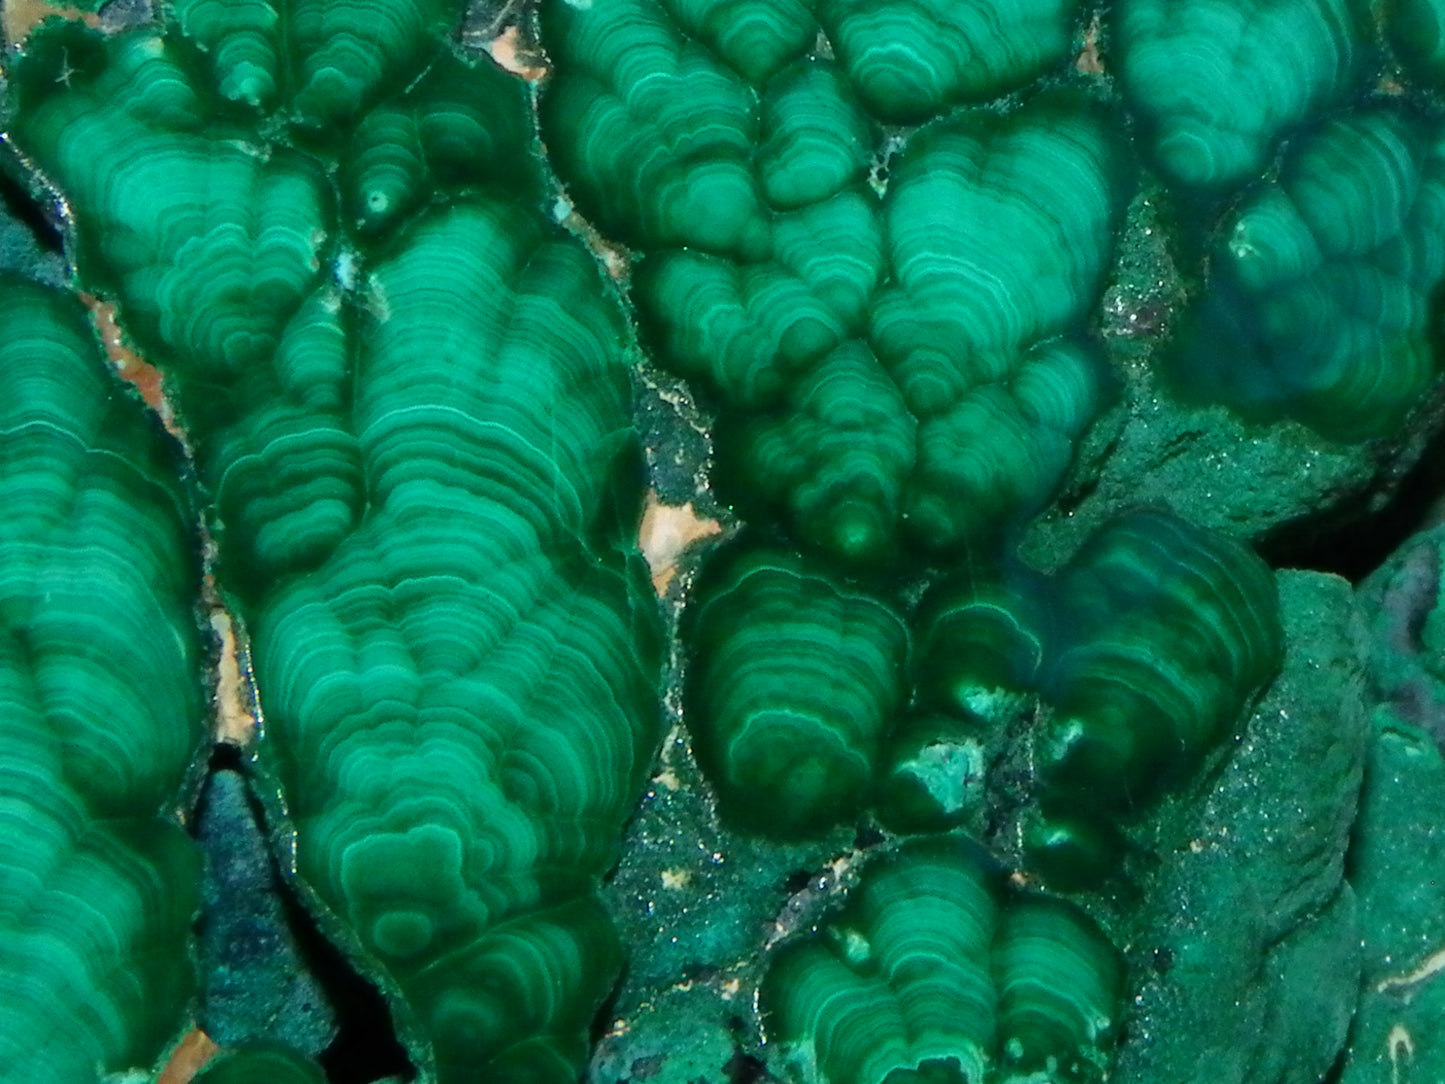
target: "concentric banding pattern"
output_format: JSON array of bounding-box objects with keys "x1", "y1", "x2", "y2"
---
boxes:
[
  {"x1": 1167, "y1": 107, "x2": 1445, "y2": 440},
  {"x1": 761, "y1": 835, "x2": 1122, "y2": 1084},
  {"x1": 1040, "y1": 511, "x2": 1283, "y2": 807},
  {"x1": 1115, "y1": 0, "x2": 1362, "y2": 188},
  {"x1": 541, "y1": 0, "x2": 1133, "y2": 562},
  {"x1": 683, "y1": 541, "x2": 909, "y2": 836},
  {"x1": 0, "y1": 277, "x2": 204, "y2": 1081},
  {"x1": 8, "y1": 11, "x2": 663, "y2": 1081}
]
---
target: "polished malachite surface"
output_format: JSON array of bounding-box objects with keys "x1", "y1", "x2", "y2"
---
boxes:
[
  {"x1": 762, "y1": 835, "x2": 1121, "y2": 1084},
  {"x1": 683, "y1": 539, "x2": 910, "y2": 836},
  {"x1": 4, "y1": 0, "x2": 1445, "y2": 1079},
  {"x1": 1167, "y1": 107, "x2": 1445, "y2": 440},
  {"x1": 541, "y1": 0, "x2": 1132, "y2": 563},
  {"x1": 1115, "y1": 0, "x2": 1363, "y2": 188},
  {"x1": 0, "y1": 276, "x2": 204, "y2": 1082},
  {"x1": 6, "y1": 5, "x2": 662, "y2": 1081}
]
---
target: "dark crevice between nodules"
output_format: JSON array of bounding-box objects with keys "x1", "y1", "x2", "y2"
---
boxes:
[
  {"x1": 1258, "y1": 413, "x2": 1445, "y2": 583},
  {"x1": 0, "y1": 163, "x2": 63, "y2": 256},
  {"x1": 193, "y1": 749, "x2": 414, "y2": 1084}
]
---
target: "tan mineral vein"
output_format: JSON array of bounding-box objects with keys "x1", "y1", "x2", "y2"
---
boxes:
[{"x1": 638, "y1": 491, "x2": 722, "y2": 596}]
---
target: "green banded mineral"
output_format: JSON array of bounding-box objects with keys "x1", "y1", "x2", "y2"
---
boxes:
[
  {"x1": 191, "y1": 1043, "x2": 325, "y2": 1084},
  {"x1": 1167, "y1": 107, "x2": 1445, "y2": 439},
  {"x1": 761, "y1": 835, "x2": 1122, "y2": 1084},
  {"x1": 684, "y1": 540, "x2": 909, "y2": 836},
  {"x1": 1040, "y1": 510, "x2": 1282, "y2": 808},
  {"x1": 1386, "y1": 0, "x2": 1445, "y2": 86},
  {"x1": 0, "y1": 277, "x2": 204, "y2": 1082},
  {"x1": 541, "y1": 0, "x2": 1132, "y2": 561},
  {"x1": 1115, "y1": 0, "x2": 1363, "y2": 188},
  {"x1": 9, "y1": 10, "x2": 662, "y2": 1082},
  {"x1": 816, "y1": 0, "x2": 1081, "y2": 124}
]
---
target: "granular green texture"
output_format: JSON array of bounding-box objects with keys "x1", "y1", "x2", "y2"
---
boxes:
[
  {"x1": 541, "y1": 0, "x2": 1132, "y2": 562},
  {"x1": 1166, "y1": 107, "x2": 1445, "y2": 440},
  {"x1": 683, "y1": 539, "x2": 910, "y2": 837},
  {"x1": 0, "y1": 276, "x2": 204, "y2": 1082},
  {"x1": 1115, "y1": 0, "x2": 1363, "y2": 188},
  {"x1": 761, "y1": 835, "x2": 1122, "y2": 1084},
  {"x1": 1343, "y1": 527, "x2": 1445, "y2": 1084},
  {"x1": 7, "y1": 9, "x2": 662, "y2": 1081}
]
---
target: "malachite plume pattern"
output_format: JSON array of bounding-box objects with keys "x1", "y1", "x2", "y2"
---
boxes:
[
  {"x1": 7, "y1": 6, "x2": 662, "y2": 1081},
  {"x1": 540, "y1": 0, "x2": 1133, "y2": 562},
  {"x1": 761, "y1": 835, "x2": 1122, "y2": 1084},
  {"x1": 1167, "y1": 107, "x2": 1445, "y2": 440},
  {"x1": 0, "y1": 276, "x2": 204, "y2": 1080},
  {"x1": 683, "y1": 540, "x2": 910, "y2": 836},
  {"x1": 1115, "y1": 0, "x2": 1362, "y2": 188}
]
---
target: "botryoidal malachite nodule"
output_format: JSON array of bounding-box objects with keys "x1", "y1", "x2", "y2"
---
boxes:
[
  {"x1": 1166, "y1": 106, "x2": 1445, "y2": 440},
  {"x1": 1114, "y1": 0, "x2": 1364, "y2": 189},
  {"x1": 0, "y1": 276, "x2": 204, "y2": 1081},
  {"x1": 682, "y1": 539, "x2": 910, "y2": 837},
  {"x1": 761, "y1": 835, "x2": 1122, "y2": 1084},
  {"x1": 6, "y1": 7, "x2": 663, "y2": 1082},
  {"x1": 910, "y1": 511, "x2": 1283, "y2": 881},
  {"x1": 540, "y1": 0, "x2": 1133, "y2": 564}
]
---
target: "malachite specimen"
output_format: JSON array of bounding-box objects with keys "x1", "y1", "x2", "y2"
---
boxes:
[
  {"x1": 1038, "y1": 510, "x2": 1283, "y2": 808},
  {"x1": 0, "y1": 276, "x2": 204, "y2": 1081},
  {"x1": 1115, "y1": 0, "x2": 1363, "y2": 189},
  {"x1": 1387, "y1": 0, "x2": 1445, "y2": 86},
  {"x1": 683, "y1": 539, "x2": 909, "y2": 836},
  {"x1": 1166, "y1": 106, "x2": 1445, "y2": 440},
  {"x1": 910, "y1": 511, "x2": 1282, "y2": 881},
  {"x1": 540, "y1": 0, "x2": 1133, "y2": 562},
  {"x1": 8, "y1": 8, "x2": 663, "y2": 1082},
  {"x1": 191, "y1": 1043, "x2": 326, "y2": 1084},
  {"x1": 761, "y1": 835, "x2": 1122, "y2": 1084}
]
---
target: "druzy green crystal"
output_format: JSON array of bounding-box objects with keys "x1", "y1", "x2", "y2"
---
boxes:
[
  {"x1": 684, "y1": 540, "x2": 909, "y2": 836},
  {"x1": 1167, "y1": 107, "x2": 1445, "y2": 440},
  {"x1": 762, "y1": 835, "x2": 1122, "y2": 1084},
  {"x1": 0, "y1": 276, "x2": 204, "y2": 1081},
  {"x1": 541, "y1": 0, "x2": 1133, "y2": 561},
  {"x1": 1115, "y1": 0, "x2": 1363, "y2": 188},
  {"x1": 8, "y1": 9, "x2": 662, "y2": 1081}
]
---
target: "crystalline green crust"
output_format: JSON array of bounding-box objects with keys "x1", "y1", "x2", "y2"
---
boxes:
[
  {"x1": 0, "y1": 276, "x2": 204, "y2": 1081},
  {"x1": 7, "y1": 7, "x2": 662, "y2": 1081}
]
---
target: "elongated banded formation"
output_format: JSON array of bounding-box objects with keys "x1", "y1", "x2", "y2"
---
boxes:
[
  {"x1": 541, "y1": 0, "x2": 1131, "y2": 563},
  {"x1": 1115, "y1": 0, "x2": 1363, "y2": 188},
  {"x1": 7, "y1": 7, "x2": 662, "y2": 1081},
  {"x1": 0, "y1": 277, "x2": 204, "y2": 1082},
  {"x1": 1166, "y1": 108, "x2": 1445, "y2": 439},
  {"x1": 762, "y1": 835, "x2": 1122, "y2": 1084}
]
